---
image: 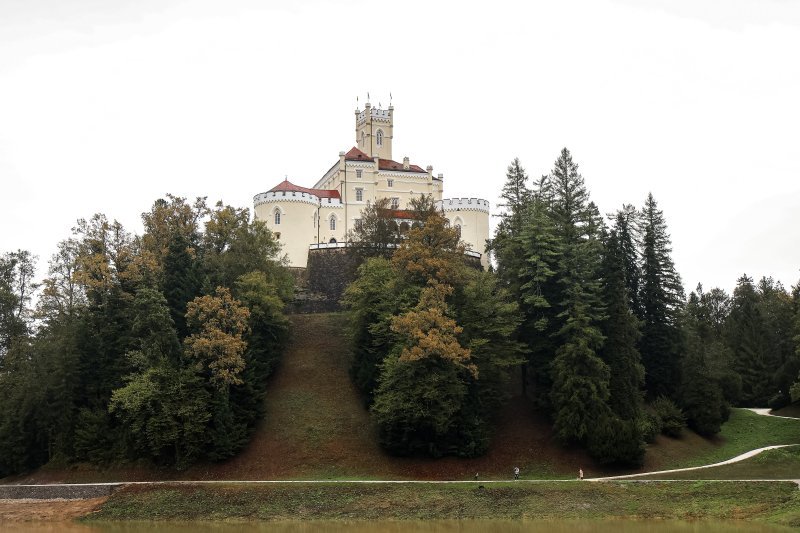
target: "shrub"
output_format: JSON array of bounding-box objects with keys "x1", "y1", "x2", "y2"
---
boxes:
[
  {"x1": 650, "y1": 396, "x2": 685, "y2": 438},
  {"x1": 640, "y1": 410, "x2": 662, "y2": 443}
]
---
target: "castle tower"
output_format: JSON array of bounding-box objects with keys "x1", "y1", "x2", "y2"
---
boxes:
[{"x1": 355, "y1": 101, "x2": 393, "y2": 160}]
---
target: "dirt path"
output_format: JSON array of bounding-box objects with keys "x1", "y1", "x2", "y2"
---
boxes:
[{"x1": 746, "y1": 407, "x2": 800, "y2": 420}]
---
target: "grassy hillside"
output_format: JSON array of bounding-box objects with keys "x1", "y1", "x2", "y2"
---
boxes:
[
  {"x1": 11, "y1": 313, "x2": 800, "y2": 483},
  {"x1": 87, "y1": 481, "x2": 800, "y2": 526},
  {"x1": 641, "y1": 446, "x2": 800, "y2": 480}
]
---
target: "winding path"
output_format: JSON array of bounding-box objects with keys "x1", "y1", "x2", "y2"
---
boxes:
[{"x1": 591, "y1": 407, "x2": 799, "y2": 482}]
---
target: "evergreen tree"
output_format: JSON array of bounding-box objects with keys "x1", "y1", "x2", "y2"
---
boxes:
[
  {"x1": 726, "y1": 275, "x2": 774, "y2": 405},
  {"x1": 638, "y1": 193, "x2": 684, "y2": 399},
  {"x1": 162, "y1": 232, "x2": 201, "y2": 339},
  {"x1": 490, "y1": 158, "x2": 532, "y2": 295},
  {"x1": 542, "y1": 149, "x2": 611, "y2": 445},
  {"x1": 517, "y1": 190, "x2": 560, "y2": 407},
  {"x1": 614, "y1": 206, "x2": 642, "y2": 317},
  {"x1": 600, "y1": 223, "x2": 645, "y2": 426},
  {"x1": 680, "y1": 287, "x2": 730, "y2": 435},
  {"x1": 757, "y1": 277, "x2": 797, "y2": 407}
]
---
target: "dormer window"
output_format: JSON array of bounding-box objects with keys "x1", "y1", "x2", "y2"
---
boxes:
[{"x1": 376, "y1": 129, "x2": 383, "y2": 146}]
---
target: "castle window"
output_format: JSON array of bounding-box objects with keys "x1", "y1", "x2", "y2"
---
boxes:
[
  {"x1": 453, "y1": 217, "x2": 463, "y2": 238},
  {"x1": 356, "y1": 169, "x2": 362, "y2": 179},
  {"x1": 329, "y1": 238, "x2": 337, "y2": 244},
  {"x1": 275, "y1": 232, "x2": 281, "y2": 240},
  {"x1": 387, "y1": 179, "x2": 394, "y2": 188},
  {"x1": 376, "y1": 129, "x2": 383, "y2": 146},
  {"x1": 274, "y1": 210, "x2": 281, "y2": 225},
  {"x1": 361, "y1": 132, "x2": 365, "y2": 147},
  {"x1": 391, "y1": 197, "x2": 399, "y2": 209},
  {"x1": 355, "y1": 188, "x2": 363, "y2": 202},
  {"x1": 329, "y1": 215, "x2": 336, "y2": 231},
  {"x1": 355, "y1": 219, "x2": 363, "y2": 231}
]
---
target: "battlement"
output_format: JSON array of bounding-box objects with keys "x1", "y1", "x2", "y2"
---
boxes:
[
  {"x1": 254, "y1": 190, "x2": 343, "y2": 207},
  {"x1": 356, "y1": 105, "x2": 392, "y2": 125},
  {"x1": 438, "y1": 198, "x2": 490, "y2": 213}
]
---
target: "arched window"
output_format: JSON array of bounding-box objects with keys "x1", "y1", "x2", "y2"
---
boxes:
[
  {"x1": 329, "y1": 215, "x2": 336, "y2": 231},
  {"x1": 376, "y1": 129, "x2": 383, "y2": 146},
  {"x1": 361, "y1": 131, "x2": 365, "y2": 147},
  {"x1": 453, "y1": 217, "x2": 463, "y2": 238},
  {"x1": 329, "y1": 238, "x2": 337, "y2": 244},
  {"x1": 274, "y1": 209, "x2": 281, "y2": 225}
]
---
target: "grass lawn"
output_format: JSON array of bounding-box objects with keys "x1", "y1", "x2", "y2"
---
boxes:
[
  {"x1": 640, "y1": 445, "x2": 800, "y2": 480},
  {"x1": 86, "y1": 481, "x2": 800, "y2": 527},
  {"x1": 643, "y1": 408, "x2": 800, "y2": 472}
]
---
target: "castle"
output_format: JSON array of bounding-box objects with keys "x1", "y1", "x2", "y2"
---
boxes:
[{"x1": 253, "y1": 101, "x2": 490, "y2": 268}]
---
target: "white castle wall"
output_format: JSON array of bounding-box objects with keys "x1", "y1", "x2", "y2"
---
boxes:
[{"x1": 439, "y1": 198, "x2": 491, "y2": 269}]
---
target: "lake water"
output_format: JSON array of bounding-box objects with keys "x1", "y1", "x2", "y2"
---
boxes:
[{"x1": 1, "y1": 520, "x2": 791, "y2": 532}]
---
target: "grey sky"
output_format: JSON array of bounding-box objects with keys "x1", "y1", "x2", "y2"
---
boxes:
[{"x1": 1, "y1": 0, "x2": 798, "y2": 293}]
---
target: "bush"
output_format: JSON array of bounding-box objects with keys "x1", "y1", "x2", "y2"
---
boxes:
[
  {"x1": 640, "y1": 410, "x2": 662, "y2": 443},
  {"x1": 650, "y1": 396, "x2": 685, "y2": 438}
]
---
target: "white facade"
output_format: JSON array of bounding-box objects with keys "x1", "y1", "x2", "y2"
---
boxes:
[{"x1": 253, "y1": 103, "x2": 490, "y2": 268}]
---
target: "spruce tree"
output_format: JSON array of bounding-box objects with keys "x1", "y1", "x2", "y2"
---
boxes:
[
  {"x1": 162, "y1": 232, "x2": 201, "y2": 339},
  {"x1": 491, "y1": 160, "x2": 531, "y2": 293},
  {"x1": 517, "y1": 193, "x2": 560, "y2": 406},
  {"x1": 680, "y1": 288, "x2": 730, "y2": 435},
  {"x1": 638, "y1": 193, "x2": 684, "y2": 399},
  {"x1": 600, "y1": 223, "x2": 645, "y2": 423},
  {"x1": 542, "y1": 148, "x2": 611, "y2": 444}
]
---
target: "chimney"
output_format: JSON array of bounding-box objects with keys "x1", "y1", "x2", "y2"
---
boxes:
[{"x1": 403, "y1": 156, "x2": 410, "y2": 170}]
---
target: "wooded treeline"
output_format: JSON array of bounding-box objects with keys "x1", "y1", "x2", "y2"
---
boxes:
[
  {"x1": 0, "y1": 196, "x2": 291, "y2": 476},
  {"x1": 344, "y1": 149, "x2": 800, "y2": 466},
  {"x1": 2, "y1": 153, "x2": 799, "y2": 476}
]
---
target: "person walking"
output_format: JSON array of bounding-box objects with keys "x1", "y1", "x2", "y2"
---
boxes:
[
  {"x1": 579, "y1": 468, "x2": 584, "y2": 481},
  {"x1": 513, "y1": 466, "x2": 520, "y2": 480}
]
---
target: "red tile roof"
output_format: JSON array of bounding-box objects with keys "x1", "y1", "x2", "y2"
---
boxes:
[
  {"x1": 345, "y1": 147, "x2": 426, "y2": 172},
  {"x1": 268, "y1": 179, "x2": 341, "y2": 199},
  {"x1": 379, "y1": 158, "x2": 426, "y2": 173},
  {"x1": 344, "y1": 146, "x2": 372, "y2": 161},
  {"x1": 378, "y1": 208, "x2": 417, "y2": 220}
]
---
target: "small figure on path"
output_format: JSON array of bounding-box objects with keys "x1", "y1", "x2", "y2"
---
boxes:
[
  {"x1": 474, "y1": 472, "x2": 479, "y2": 481},
  {"x1": 579, "y1": 468, "x2": 584, "y2": 481},
  {"x1": 513, "y1": 466, "x2": 520, "y2": 480}
]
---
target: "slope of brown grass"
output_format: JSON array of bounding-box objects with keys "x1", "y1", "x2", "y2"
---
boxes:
[
  {"x1": 188, "y1": 313, "x2": 592, "y2": 480},
  {"x1": 8, "y1": 313, "x2": 795, "y2": 484}
]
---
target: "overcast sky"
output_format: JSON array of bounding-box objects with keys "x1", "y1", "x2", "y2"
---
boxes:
[{"x1": 1, "y1": 0, "x2": 798, "y2": 294}]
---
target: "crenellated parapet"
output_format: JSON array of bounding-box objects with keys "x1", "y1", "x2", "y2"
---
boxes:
[
  {"x1": 438, "y1": 198, "x2": 490, "y2": 213},
  {"x1": 254, "y1": 190, "x2": 343, "y2": 208},
  {"x1": 356, "y1": 105, "x2": 392, "y2": 125}
]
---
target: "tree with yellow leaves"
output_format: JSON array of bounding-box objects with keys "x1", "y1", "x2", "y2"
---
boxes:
[{"x1": 184, "y1": 287, "x2": 250, "y2": 389}]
